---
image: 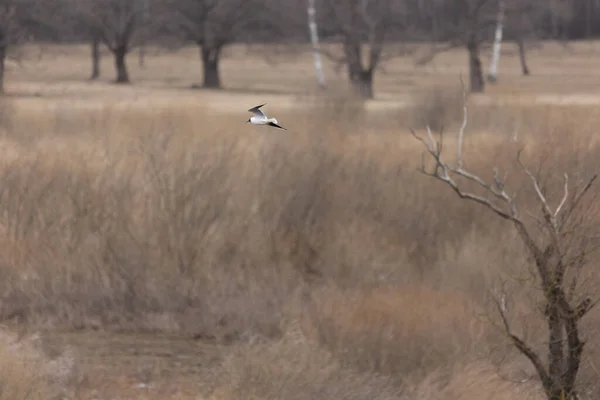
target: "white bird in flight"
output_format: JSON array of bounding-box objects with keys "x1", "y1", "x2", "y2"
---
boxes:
[{"x1": 246, "y1": 103, "x2": 287, "y2": 130}]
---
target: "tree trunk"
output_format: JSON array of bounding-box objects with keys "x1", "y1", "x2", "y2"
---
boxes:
[
  {"x1": 350, "y1": 69, "x2": 373, "y2": 99},
  {"x1": 546, "y1": 299, "x2": 565, "y2": 400},
  {"x1": 487, "y1": 0, "x2": 504, "y2": 83},
  {"x1": 0, "y1": 43, "x2": 6, "y2": 94},
  {"x1": 201, "y1": 46, "x2": 221, "y2": 89},
  {"x1": 307, "y1": 0, "x2": 326, "y2": 89},
  {"x1": 517, "y1": 38, "x2": 530, "y2": 76},
  {"x1": 138, "y1": 46, "x2": 146, "y2": 68},
  {"x1": 542, "y1": 298, "x2": 582, "y2": 400},
  {"x1": 90, "y1": 35, "x2": 101, "y2": 80},
  {"x1": 342, "y1": 38, "x2": 374, "y2": 99},
  {"x1": 466, "y1": 33, "x2": 484, "y2": 93},
  {"x1": 113, "y1": 45, "x2": 129, "y2": 84},
  {"x1": 586, "y1": 0, "x2": 592, "y2": 38}
]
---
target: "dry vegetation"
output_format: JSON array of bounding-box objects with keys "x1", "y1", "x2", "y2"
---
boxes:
[{"x1": 0, "y1": 43, "x2": 600, "y2": 399}]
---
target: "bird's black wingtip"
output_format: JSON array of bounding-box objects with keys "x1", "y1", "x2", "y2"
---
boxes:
[
  {"x1": 248, "y1": 103, "x2": 267, "y2": 112},
  {"x1": 268, "y1": 122, "x2": 287, "y2": 130}
]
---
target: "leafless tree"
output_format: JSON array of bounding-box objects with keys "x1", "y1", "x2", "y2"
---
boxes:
[
  {"x1": 318, "y1": 0, "x2": 411, "y2": 99},
  {"x1": 488, "y1": 0, "x2": 548, "y2": 80},
  {"x1": 494, "y1": 0, "x2": 552, "y2": 78},
  {"x1": 505, "y1": 11, "x2": 536, "y2": 76},
  {"x1": 488, "y1": 0, "x2": 540, "y2": 82},
  {"x1": 163, "y1": 0, "x2": 278, "y2": 89},
  {"x1": 0, "y1": 3, "x2": 21, "y2": 92},
  {"x1": 442, "y1": 0, "x2": 498, "y2": 92},
  {"x1": 414, "y1": 0, "x2": 538, "y2": 93},
  {"x1": 411, "y1": 80, "x2": 599, "y2": 400},
  {"x1": 70, "y1": 0, "x2": 162, "y2": 83},
  {"x1": 89, "y1": 28, "x2": 102, "y2": 79},
  {"x1": 486, "y1": 0, "x2": 503, "y2": 82},
  {"x1": 45, "y1": 4, "x2": 105, "y2": 81},
  {"x1": 308, "y1": 0, "x2": 326, "y2": 89},
  {"x1": 0, "y1": 0, "x2": 48, "y2": 93}
]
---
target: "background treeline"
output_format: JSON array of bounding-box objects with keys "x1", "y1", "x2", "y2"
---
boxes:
[
  {"x1": 21, "y1": 0, "x2": 600, "y2": 43},
  {"x1": 0, "y1": 0, "x2": 598, "y2": 96}
]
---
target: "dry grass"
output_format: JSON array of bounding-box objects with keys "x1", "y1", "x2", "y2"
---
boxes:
[
  {"x1": 0, "y1": 97, "x2": 598, "y2": 398},
  {"x1": 0, "y1": 42, "x2": 600, "y2": 398},
  {"x1": 213, "y1": 325, "x2": 403, "y2": 400},
  {"x1": 0, "y1": 327, "x2": 75, "y2": 400}
]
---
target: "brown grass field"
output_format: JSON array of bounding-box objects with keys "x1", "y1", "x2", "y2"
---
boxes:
[{"x1": 0, "y1": 41, "x2": 600, "y2": 399}]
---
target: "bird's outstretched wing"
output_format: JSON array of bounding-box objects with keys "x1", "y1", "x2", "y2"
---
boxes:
[
  {"x1": 248, "y1": 103, "x2": 267, "y2": 118},
  {"x1": 268, "y1": 121, "x2": 287, "y2": 130}
]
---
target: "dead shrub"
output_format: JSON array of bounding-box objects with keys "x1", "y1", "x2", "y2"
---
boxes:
[
  {"x1": 213, "y1": 325, "x2": 402, "y2": 400},
  {"x1": 0, "y1": 129, "x2": 300, "y2": 340},
  {"x1": 407, "y1": 361, "x2": 545, "y2": 400},
  {"x1": 305, "y1": 285, "x2": 490, "y2": 382}
]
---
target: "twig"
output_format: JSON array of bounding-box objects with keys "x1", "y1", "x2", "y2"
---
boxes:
[
  {"x1": 457, "y1": 74, "x2": 468, "y2": 168},
  {"x1": 517, "y1": 149, "x2": 553, "y2": 223},
  {"x1": 492, "y1": 295, "x2": 552, "y2": 387},
  {"x1": 554, "y1": 173, "x2": 569, "y2": 218}
]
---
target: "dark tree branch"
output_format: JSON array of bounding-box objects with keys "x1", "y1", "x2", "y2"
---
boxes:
[{"x1": 493, "y1": 294, "x2": 553, "y2": 389}]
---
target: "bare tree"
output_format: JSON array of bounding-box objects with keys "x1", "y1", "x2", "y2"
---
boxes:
[
  {"x1": 71, "y1": 0, "x2": 161, "y2": 83},
  {"x1": 308, "y1": 0, "x2": 326, "y2": 89},
  {"x1": 45, "y1": 5, "x2": 105, "y2": 81},
  {"x1": 89, "y1": 29, "x2": 102, "y2": 79},
  {"x1": 487, "y1": 0, "x2": 504, "y2": 83},
  {"x1": 515, "y1": 38, "x2": 530, "y2": 75},
  {"x1": 489, "y1": 0, "x2": 545, "y2": 79},
  {"x1": 164, "y1": 0, "x2": 277, "y2": 89},
  {"x1": 411, "y1": 81, "x2": 599, "y2": 400},
  {"x1": 0, "y1": 0, "x2": 73, "y2": 93},
  {"x1": 440, "y1": 0, "x2": 498, "y2": 93},
  {"x1": 414, "y1": 0, "x2": 539, "y2": 93},
  {"x1": 488, "y1": 0, "x2": 538, "y2": 81},
  {"x1": 319, "y1": 0, "x2": 410, "y2": 99},
  {"x1": 503, "y1": 1, "x2": 549, "y2": 77},
  {"x1": 0, "y1": 0, "x2": 45, "y2": 93}
]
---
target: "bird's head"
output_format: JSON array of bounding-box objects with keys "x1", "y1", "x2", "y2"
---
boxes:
[{"x1": 246, "y1": 118, "x2": 251, "y2": 123}]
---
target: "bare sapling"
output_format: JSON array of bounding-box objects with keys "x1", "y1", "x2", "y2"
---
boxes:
[{"x1": 411, "y1": 78, "x2": 599, "y2": 400}]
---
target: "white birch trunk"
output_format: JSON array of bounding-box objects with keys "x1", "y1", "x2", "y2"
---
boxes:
[
  {"x1": 487, "y1": 0, "x2": 504, "y2": 83},
  {"x1": 307, "y1": 0, "x2": 326, "y2": 89},
  {"x1": 138, "y1": 0, "x2": 150, "y2": 68}
]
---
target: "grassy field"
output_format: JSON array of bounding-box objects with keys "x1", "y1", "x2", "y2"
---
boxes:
[{"x1": 0, "y1": 42, "x2": 600, "y2": 399}]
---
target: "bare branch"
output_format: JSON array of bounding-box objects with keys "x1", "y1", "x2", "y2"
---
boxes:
[
  {"x1": 492, "y1": 295, "x2": 552, "y2": 388},
  {"x1": 554, "y1": 173, "x2": 569, "y2": 218},
  {"x1": 457, "y1": 74, "x2": 468, "y2": 168},
  {"x1": 410, "y1": 128, "x2": 516, "y2": 221},
  {"x1": 517, "y1": 149, "x2": 554, "y2": 223},
  {"x1": 568, "y1": 175, "x2": 598, "y2": 217}
]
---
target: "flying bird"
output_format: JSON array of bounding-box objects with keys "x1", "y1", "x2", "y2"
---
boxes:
[{"x1": 246, "y1": 104, "x2": 287, "y2": 130}]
